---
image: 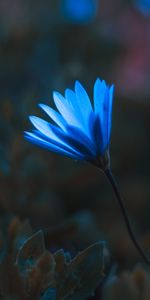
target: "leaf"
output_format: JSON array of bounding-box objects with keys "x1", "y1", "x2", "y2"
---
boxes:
[
  {"x1": 27, "y1": 250, "x2": 55, "y2": 300},
  {"x1": 102, "y1": 267, "x2": 149, "y2": 300},
  {"x1": 16, "y1": 230, "x2": 45, "y2": 273},
  {"x1": 55, "y1": 241, "x2": 105, "y2": 300},
  {"x1": 41, "y1": 288, "x2": 56, "y2": 300},
  {"x1": 8, "y1": 218, "x2": 33, "y2": 255},
  {"x1": 54, "y1": 249, "x2": 71, "y2": 274}
]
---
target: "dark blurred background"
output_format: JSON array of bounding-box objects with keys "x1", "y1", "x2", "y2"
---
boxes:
[{"x1": 0, "y1": 0, "x2": 150, "y2": 270}]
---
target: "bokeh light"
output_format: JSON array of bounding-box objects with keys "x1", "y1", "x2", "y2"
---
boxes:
[
  {"x1": 61, "y1": 0, "x2": 98, "y2": 23},
  {"x1": 134, "y1": 0, "x2": 150, "y2": 16}
]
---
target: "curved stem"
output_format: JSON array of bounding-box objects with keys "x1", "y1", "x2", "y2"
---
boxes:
[{"x1": 104, "y1": 168, "x2": 150, "y2": 264}]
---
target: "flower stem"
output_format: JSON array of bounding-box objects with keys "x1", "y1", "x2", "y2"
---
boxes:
[{"x1": 104, "y1": 168, "x2": 150, "y2": 264}]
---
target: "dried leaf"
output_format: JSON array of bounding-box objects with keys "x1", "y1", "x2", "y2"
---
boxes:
[
  {"x1": 55, "y1": 241, "x2": 105, "y2": 300},
  {"x1": 16, "y1": 230, "x2": 45, "y2": 273},
  {"x1": 8, "y1": 218, "x2": 33, "y2": 255},
  {"x1": 27, "y1": 250, "x2": 55, "y2": 300},
  {"x1": 54, "y1": 249, "x2": 71, "y2": 274},
  {"x1": 41, "y1": 288, "x2": 56, "y2": 300}
]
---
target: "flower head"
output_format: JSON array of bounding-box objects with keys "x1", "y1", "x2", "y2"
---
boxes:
[{"x1": 24, "y1": 78, "x2": 114, "y2": 169}]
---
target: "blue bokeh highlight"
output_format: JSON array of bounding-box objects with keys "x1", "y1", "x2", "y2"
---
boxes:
[
  {"x1": 134, "y1": 0, "x2": 150, "y2": 16},
  {"x1": 61, "y1": 0, "x2": 98, "y2": 23}
]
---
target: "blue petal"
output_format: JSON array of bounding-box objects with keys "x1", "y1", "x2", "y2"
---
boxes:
[
  {"x1": 65, "y1": 125, "x2": 97, "y2": 157},
  {"x1": 24, "y1": 131, "x2": 83, "y2": 160},
  {"x1": 101, "y1": 87, "x2": 110, "y2": 149},
  {"x1": 65, "y1": 89, "x2": 83, "y2": 123},
  {"x1": 53, "y1": 91, "x2": 82, "y2": 128},
  {"x1": 39, "y1": 104, "x2": 67, "y2": 131},
  {"x1": 44, "y1": 120, "x2": 96, "y2": 158},
  {"x1": 102, "y1": 85, "x2": 114, "y2": 148},
  {"x1": 108, "y1": 85, "x2": 114, "y2": 141},
  {"x1": 94, "y1": 78, "x2": 107, "y2": 121},
  {"x1": 87, "y1": 111, "x2": 96, "y2": 138},
  {"x1": 65, "y1": 89, "x2": 80, "y2": 113},
  {"x1": 94, "y1": 78, "x2": 110, "y2": 150},
  {"x1": 92, "y1": 116, "x2": 105, "y2": 155},
  {"x1": 29, "y1": 116, "x2": 83, "y2": 156},
  {"x1": 87, "y1": 111, "x2": 104, "y2": 155},
  {"x1": 29, "y1": 116, "x2": 61, "y2": 143},
  {"x1": 74, "y1": 80, "x2": 93, "y2": 119},
  {"x1": 29, "y1": 115, "x2": 94, "y2": 158}
]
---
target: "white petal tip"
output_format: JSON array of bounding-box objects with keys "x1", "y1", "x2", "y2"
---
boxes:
[
  {"x1": 53, "y1": 91, "x2": 65, "y2": 103},
  {"x1": 53, "y1": 90, "x2": 57, "y2": 97},
  {"x1": 38, "y1": 103, "x2": 45, "y2": 109},
  {"x1": 24, "y1": 131, "x2": 29, "y2": 136},
  {"x1": 29, "y1": 115, "x2": 40, "y2": 123},
  {"x1": 28, "y1": 115, "x2": 35, "y2": 122}
]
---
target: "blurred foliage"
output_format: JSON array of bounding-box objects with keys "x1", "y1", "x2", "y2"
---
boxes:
[
  {"x1": 0, "y1": 217, "x2": 150, "y2": 299},
  {"x1": 0, "y1": 0, "x2": 150, "y2": 298},
  {"x1": 102, "y1": 265, "x2": 150, "y2": 300},
  {"x1": 0, "y1": 217, "x2": 105, "y2": 299}
]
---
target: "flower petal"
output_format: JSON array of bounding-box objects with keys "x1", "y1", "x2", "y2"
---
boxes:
[
  {"x1": 102, "y1": 85, "x2": 114, "y2": 148},
  {"x1": 92, "y1": 116, "x2": 105, "y2": 155},
  {"x1": 87, "y1": 111, "x2": 104, "y2": 154},
  {"x1": 65, "y1": 88, "x2": 87, "y2": 131},
  {"x1": 94, "y1": 78, "x2": 112, "y2": 150},
  {"x1": 94, "y1": 78, "x2": 107, "y2": 121},
  {"x1": 101, "y1": 87, "x2": 110, "y2": 149},
  {"x1": 53, "y1": 91, "x2": 82, "y2": 128},
  {"x1": 29, "y1": 115, "x2": 93, "y2": 159},
  {"x1": 29, "y1": 116, "x2": 83, "y2": 156},
  {"x1": 39, "y1": 104, "x2": 67, "y2": 131},
  {"x1": 65, "y1": 125, "x2": 97, "y2": 157},
  {"x1": 24, "y1": 131, "x2": 83, "y2": 160},
  {"x1": 108, "y1": 85, "x2": 114, "y2": 141},
  {"x1": 29, "y1": 115, "x2": 61, "y2": 143},
  {"x1": 75, "y1": 80, "x2": 93, "y2": 118},
  {"x1": 65, "y1": 89, "x2": 81, "y2": 117}
]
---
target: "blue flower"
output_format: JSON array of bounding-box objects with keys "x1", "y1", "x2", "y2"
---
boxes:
[{"x1": 24, "y1": 79, "x2": 114, "y2": 168}]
